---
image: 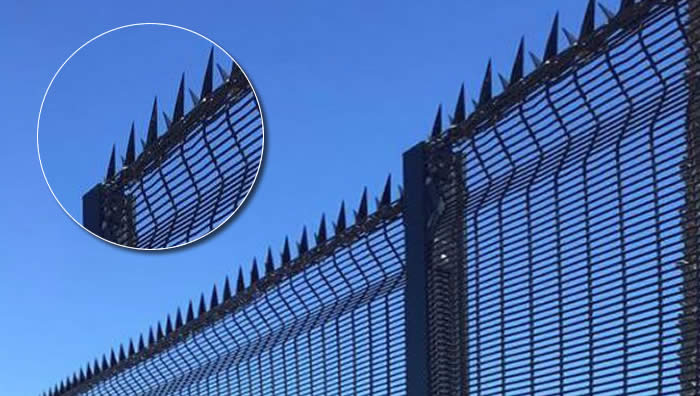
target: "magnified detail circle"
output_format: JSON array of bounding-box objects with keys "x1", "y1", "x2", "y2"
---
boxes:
[{"x1": 37, "y1": 23, "x2": 265, "y2": 250}]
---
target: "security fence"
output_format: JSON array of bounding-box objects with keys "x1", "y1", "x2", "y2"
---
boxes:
[
  {"x1": 47, "y1": 0, "x2": 698, "y2": 394},
  {"x1": 82, "y1": 49, "x2": 263, "y2": 249}
]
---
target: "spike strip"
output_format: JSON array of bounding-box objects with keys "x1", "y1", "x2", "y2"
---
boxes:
[
  {"x1": 48, "y1": 197, "x2": 402, "y2": 396},
  {"x1": 434, "y1": 0, "x2": 660, "y2": 146},
  {"x1": 102, "y1": 61, "x2": 251, "y2": 188}
]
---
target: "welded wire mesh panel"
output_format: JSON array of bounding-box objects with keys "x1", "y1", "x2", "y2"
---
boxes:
[
  {"x1": 91, "y1": 56, "x2": 263, "y2": 249},
  {"x1": 53, "y1": 203, "x2": 406, "y2": 396},
  {"x1": 432, "y1": 0, "x2": 699, "y2": 394}
]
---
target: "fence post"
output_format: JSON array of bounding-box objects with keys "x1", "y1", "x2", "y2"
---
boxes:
[
  {"x1": 403, "y1": 142, "x2": 431, "y2": 396},
  {"x1": 82, "y1": 183, "x2": 105, "y2": 238},
  {"x1": 82, "y1": 183, "x2": 137, "y2": 246},
  {"x1": 403, "y1": 141, "x2": 469, "y2": 395}
]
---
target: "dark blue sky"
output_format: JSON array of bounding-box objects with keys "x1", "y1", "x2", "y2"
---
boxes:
[{"x1": 3, "y1": 0, "x2": 606, "y2": 394}]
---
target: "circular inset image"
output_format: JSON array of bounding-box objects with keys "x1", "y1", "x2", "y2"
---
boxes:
[{"x1": 37, "y1": 24, "x2": 264, "y2": 250}]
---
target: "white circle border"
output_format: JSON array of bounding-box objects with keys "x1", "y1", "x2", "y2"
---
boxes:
[{"x1": 36, "y1": 22, "x2": 265, "y2": 251}]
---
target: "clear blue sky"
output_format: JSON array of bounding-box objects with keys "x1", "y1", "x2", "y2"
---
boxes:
[{"x1": 2, "y1": 0, "x2": 600, "y2": 394}]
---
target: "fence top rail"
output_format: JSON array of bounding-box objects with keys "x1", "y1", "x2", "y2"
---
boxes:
[
  {"x1": 102, "y1": 48, "x2": 254, "y2": 192},
  {"x1": 45, "y1": 178, "x2": 401, "y2": 396},
  {"x1": 429, "y1": 0, "x2": 675, "y2": 147}
]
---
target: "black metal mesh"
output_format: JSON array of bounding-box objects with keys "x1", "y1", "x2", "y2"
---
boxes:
[
  {"x1": 49, "y1": 0, "x2": 700, "y2": 395},
  {"x1": 100, "y1": 67, "x2": 263, "y2": 249},
  {"x1": 430, "y1": 0, "x2": 699, "y2": 393},
  {"x1": 56, "y1": 203, "x2": 406, "y2": 396}
]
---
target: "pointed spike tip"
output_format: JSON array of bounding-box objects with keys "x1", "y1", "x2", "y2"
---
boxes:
[
  {"x1": 147, "y1": 97, "x2": 158, "y2": 146},
  {"x1": 316, "y1": 215, "x2": 327, "y2": 244},
  {"x1": 201, "y1": 47, "x2": 214, "y2": 98},
  {"x1": 106, "y1": 145, "x2": 116, "y2": 180},
  {"x1": 431, "y1": 105, "x2": 442, "y2": 138},
  {"x1": 581, "y1": 0, "x2": 596, "y2": 38},
  {"x1": 125, "y1": 123, "x2": 136, "y2": 166},
  {"x1": 510, "y1": 37, "x2": 525, "y2": 83},
  {"x1": 544, "y1": 13, "x2": 559, "y2": 61},
  {"x1": 479, "y1": 60, "x2": 493, "y2": 105},
  {"x1": 173, "y1": 74, "x2": 185, "y2": 122},
  {"x1": 452, "y1": 84, "x2": 466, "y2": 124},
  {"x1": 380, "y1": 175, "x2": 392, "y2": 206}
]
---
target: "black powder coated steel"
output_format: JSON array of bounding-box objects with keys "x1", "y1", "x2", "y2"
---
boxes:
[
  {"x1": 50, "y1": 0, "x2": 699, "y2": 394},
  {"x1": 82, "y1": 49, "x2": 263, "y2": 249}
]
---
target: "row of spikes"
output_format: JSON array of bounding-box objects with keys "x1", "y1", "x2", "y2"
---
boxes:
[
  {"x1": 44, "y1": 176, "x2": 397, "y2": 396},
  {"x1": 105, "y1": 48, "x2": 240, "y2": 181},
  {"x1": 429, "y1": 0, "x2": 635, "y2": 138}
]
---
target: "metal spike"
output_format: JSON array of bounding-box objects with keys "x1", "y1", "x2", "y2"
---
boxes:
[
  {"x1": 119, "y1": 344, "x2": 126, "y2": 362},
  {"x1": 452, "y1": 84, "x2": 466, "y2": 124},
  {"x1": 106, "y1": 145, "x2": 116, "y2": 180},
  {"x1": 265, "y1": 247, "x2": 275, "y2": 273},
  {"x1": 316, "y1": 216, "x2": 327, "y2": 244},
  {"x1": 511, "y1": 38, "x2": 525, "y2": 83},
  {"x1": 223, "y1": 276, "x2": 232, "y2": 300},
  {"x1": 431, "y1": 105, "x2": 442, "y2": 138},
  {"x1": 298, "y1": 227, "x2": 309, "y2": 254},
  {"x1": 335, "y1": 202, "x2": 347, "y2": 233},
  {"x1": 101, "y1": 355, "x2": 108, "y2": 371},
  {"x1": 94, "y1": 358, "x2": 101, "y2": 374},
  {"x1": 529, "y1": 52, "x2": 543, "y2": 68},
  {"x1": 59, "y1": 382, "x2": 64, "y2": 393},
  {"x1": 236, "y1": 268, "x2": 245, "y2": 293},
  {"x1": 217, "y1": 63, "x2": 229, "y2": 82},
  {"x1": 138, "y1": 334, "x2": 145, "y2": 352},
  {"x1": 563, "y1": 28, "x2": 577, "y2": 46},
  {"x1": 125, "y1": 123, "x2": 136, "y2": 166},
  {"x1": 498, "y1": 73, "x2": 509, "y2": 90},
  {"x1": 188, "y1": 89, "x2": 200, "y2": 105},
  {"x1": 251, "y1": 259, "x2": 260, "y2": 284},
  {"x1": 156, "y1": 322, "x2": 164, "y2": 341},
  {"x1": 148, "y1": 327, "x2": 155, "y2": 346},
  {"x1": 210, "y1": 285, "x2": 219, "y2": 308},
  {"x1": 355, "y1": 188, "x2": 368, "y2": 223},
  {"x1": 147, "y1": 97, "x2": 158, "y2": 146},
  {"x1": 471, "y1": 98, "x2": 479, "y2": 109},
  {"x1": 86, "y1": 364, "x2": 93, "y2": 379},
  {"x1": 79, "y1": 368, "x2": 85, "y2": 382},
  {"x1": 175, "y1": 308, "x2": 183, "y2": 329},
  {"x1": 186, "y1": 301, "x2": 195, "y2": 323},
  {"x1": 201, "y1": 47, "x2": 214, "y2": 98},
  {"x1": 581, "y1": 0, "x2": 596, "y2": 37},
  {"x1": 128, "y1": 340, "x2": 135, "y2": 357},
  {"x1": 282, "y1": 237, "x2": 292, "y2": 264},
  {"x1": 165, "y1": 315, "x2": 173, "y2": 335},
  {"x1": 162, "y1": 112, "x2": 172, "y2": 129},
  {"x1": 620, "y1": 0, "x2": 634, "y2": 12},
  {"x1": 110, "y1": 350, "x2": 117, "y2": 366},
  {"x1": 198, "y1": 294, "x2": 207, "y2": 316},
  {"x1": 173, "y1": 74, "x2": 185, "y2": 122},
  {"x1": 479, "y1": 60, "x2": 493, "y2": 105},
  {"x1": 544, "y1": 13, "x2": 559, "y2": 61},
  {"x1": 599, "y1": 3, "x2": 615, "y2": 20},
  {"x1": 381, "y1": 175, "x2": 392, "y2": 206}
]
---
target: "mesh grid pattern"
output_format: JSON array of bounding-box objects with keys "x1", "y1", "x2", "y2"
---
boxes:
[
  {"x1": 435, "y1": 0, "x2": 699, "y2": 393},
  {"x1": 66, "y1": 210, "x2": 406, "y2": 396},
  {"x1": 101, "y1": 72, "x2": 263, "y2": 249}
]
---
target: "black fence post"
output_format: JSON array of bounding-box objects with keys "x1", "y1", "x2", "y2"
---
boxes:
[
  {"x1": 404, "y1": 139, "x2": 469, "y2": 395},
  {"x1": 82, "y1": 183, "x2": 105, "y2": 238},
  {"x1": 403, "y1": 142, "x2": 431, "y2": 396}
]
